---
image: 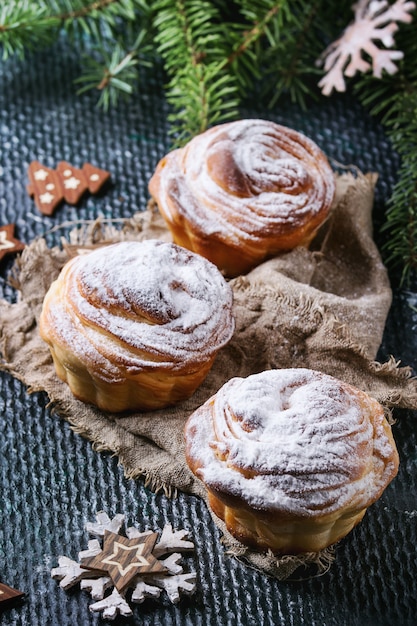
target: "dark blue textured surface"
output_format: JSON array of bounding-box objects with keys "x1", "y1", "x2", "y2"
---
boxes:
[{"x1": 1, "y1": 37, "x2": 417, "y2": 626}]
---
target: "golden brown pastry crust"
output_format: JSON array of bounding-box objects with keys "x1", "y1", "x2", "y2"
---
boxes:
[
  {"x1": 149, "y1": 119, "x2": 336, "y2": 277},
  {"x1": 39, "y1": 240, "x2": 234, "y2": 412},
  {"x1": 184, "y1": 368, "x2": 399, "y2": 554}
]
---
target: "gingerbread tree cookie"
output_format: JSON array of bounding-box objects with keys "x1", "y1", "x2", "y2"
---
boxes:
[{"x1": 27, "y1": 161, "x2": 111, "y2": 215}]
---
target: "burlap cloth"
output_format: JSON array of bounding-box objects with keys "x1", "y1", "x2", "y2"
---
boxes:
[{"x1": 1, "y1": 171, "x2": 417, "y2": 580}]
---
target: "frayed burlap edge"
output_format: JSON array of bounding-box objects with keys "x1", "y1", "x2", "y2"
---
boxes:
[{"x1": 1, "y1": 171, "x2": 417, "y2": 581}]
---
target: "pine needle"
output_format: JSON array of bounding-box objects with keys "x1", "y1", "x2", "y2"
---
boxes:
[{"x1": 2, "y1": 0, "x2": 417, "y2": 279}]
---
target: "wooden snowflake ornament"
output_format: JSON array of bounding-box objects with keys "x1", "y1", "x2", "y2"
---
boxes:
[
  {"x1": 317, "y1": 0, "x2": 416, "y2": 95},
  {"x1": 27, "y1": 161, "x2": 111, "y2": 215},
  {"x1": 51, "y1": 512, "x2": 196, "y2": 621}
]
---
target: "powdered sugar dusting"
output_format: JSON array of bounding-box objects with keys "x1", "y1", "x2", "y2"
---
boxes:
[
  {"x1": 154, "y1": 119, "x2": 335, "y2": 244},
  {"x1": 41, "y1": 240, "x2": 234, "y2": 382},
  {"x1": 185, "y1": 368, "x2": 398, "y2": 517}
]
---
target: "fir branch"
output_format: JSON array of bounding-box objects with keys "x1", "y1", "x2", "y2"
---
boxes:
[
  {"x1": 227, "y1": 1, "x2": 284, "y2": 67},
  {"x1": 223, "y1": 1, "x2": 354, "y2": 107},
  {"x1": 56, "y1": 0, "x2": 145, "y2": 42},
  {"x1": 53, "y1": 0, "x2": 122, "y2": 19},
  {"x1": 354, "y1": 15, "x2": 417, "y2": 283},
  {"x1": 265, "y1": 0, "x2": 324, "y2": 107},
  {"x1": 1, "y1": 0, "x2": 152, "y2": 108},
  {"x1": 384, "y1": 154, "x2": 417, "y2": 283},
  {"x1": 224, "y1": 0, "x2": 290, "y2": 92},
  {"x1": 378, "y1": 88, "x2": 417, "y2": 283},
  {"x1": 0, "y1": 2, "x2": 60, "y2": 59},
  {"x1": 75, "y1": 43, "x2": 143, "y2": 109},
  {"x1": 152, "y1": 0, "x2": 240, "y2": 143},
  {"x1": 74, "y1": 3, "x2": 153, "y2": 110},
  {"x1": 3, "y1": 0, "x2": 417, "y2": 283},
  {"x1": 0, "y1": 0, "x2": 146, "y2": 59}
]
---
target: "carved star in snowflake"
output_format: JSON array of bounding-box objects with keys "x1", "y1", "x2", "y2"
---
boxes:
[
  {"x1": 317, "y1": 0, "x2": 416, "y2": 95},
  {"x1": 81, "y1": 530, "x2": 166, "y2": 592},
  {"x1": 51, "y1": 512, "x2": 196, "y2": 621}
]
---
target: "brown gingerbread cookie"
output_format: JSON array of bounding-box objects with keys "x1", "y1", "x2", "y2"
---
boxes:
[{"x1": 27, "y1": 161, "x2": 111, "y2": 215}]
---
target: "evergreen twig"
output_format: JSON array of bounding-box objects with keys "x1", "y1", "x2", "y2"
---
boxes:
[
  {"x1": 1, "y1": 0, "x2": 417, "y2": 279},
  {"x1": 152, "y1": 0, "x2": 240, "y2": 143},
  {"x1": 0, "y1": 2, "x2": 60, "y2": 59},
  {"x1": 355, "y1": 16, "x2": 417, "y2": 283}
]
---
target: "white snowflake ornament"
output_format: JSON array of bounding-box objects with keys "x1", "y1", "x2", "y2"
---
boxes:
[
  {"x1": 51, "y1": 512, "x2": 197, "y2": 621},
  {"x1": 317, "y1": 0, "x2": 415, "y2": 95}
]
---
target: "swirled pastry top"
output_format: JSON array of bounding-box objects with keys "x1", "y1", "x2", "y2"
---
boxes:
[
  {"x1": 40, "y1": 240, "x2": 235, "y2": 382},
  {"x1": 185, "y1": 369, "x2": 399, "y2": 518},
  {"x1": 149, "y1": 119, "x2": 335, "y2": 246}
]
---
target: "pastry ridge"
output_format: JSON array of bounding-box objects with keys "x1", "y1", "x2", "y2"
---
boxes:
[
  {"x1": 149, "y1": 119, "x2": 336, "y2": 276},
  {"x1": 39, "y1": 240, "x2": 235, "y2": 412},
  {"x1": 185, "y1": 368, "x2": 399, "y2": 553}
]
